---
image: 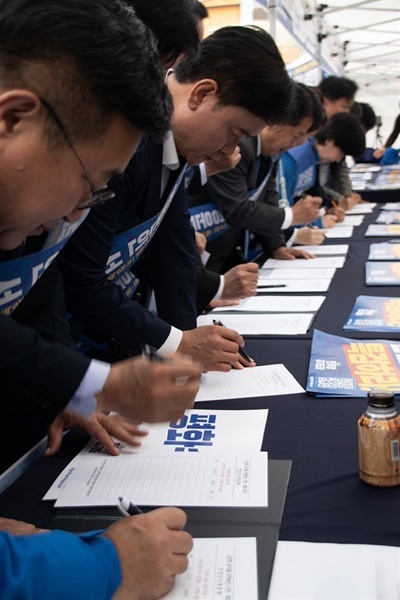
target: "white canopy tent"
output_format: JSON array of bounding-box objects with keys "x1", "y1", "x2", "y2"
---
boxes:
[{"x1": 248, "y1": 0, "x2": 400, "y2": 145}]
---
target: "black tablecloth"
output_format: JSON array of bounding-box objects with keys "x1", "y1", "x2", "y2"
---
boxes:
[{"x1": 1, "y1": 205, "x2": 399, "y2": 549}]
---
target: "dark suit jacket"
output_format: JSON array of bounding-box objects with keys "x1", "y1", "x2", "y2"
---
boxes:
[
  {"x1": 58, "y1": 136, "x2": 197, "y2": 354},
  {"x1": 196, "y1": 260, "x2": 220, "y2": 315},
  {"x1": 193, "y1": 136, "x2": 286, "y2": 273},
  {"x1": 0, "y1": 246, "x2": 90, "y2": 426}
]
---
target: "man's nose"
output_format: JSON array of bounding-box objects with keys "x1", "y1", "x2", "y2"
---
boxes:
[
  {"x1": 64, "y1": 207, "x2": 84, "y2": 224},
  {"x1": 220, "y1": 140, "x2": 238, "y2": 156}
]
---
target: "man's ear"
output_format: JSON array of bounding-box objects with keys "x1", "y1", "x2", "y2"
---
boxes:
[
  {"x1": 187, "y1": 79, "x2": 218, "y2": 111},
  {"x1": 0, "y1": 90, "x2": 41, "y2": 137}
]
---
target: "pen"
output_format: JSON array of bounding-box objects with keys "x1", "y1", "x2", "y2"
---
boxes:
[
  {"x1": 257, "y1": 284, "x2": 287, "y2": 288},
  {"x1": 212, "y1": 319, "x2": 253, "y2": 363},
  {"x1": 145, "y1": 348, "x2": 166, "y2": 362},
  {"x1": 331, "y1": 200, "x2": 338, "y2": 208},
  {"x1": 118, "y1": 496, "x2": 143, "y2": 516}
]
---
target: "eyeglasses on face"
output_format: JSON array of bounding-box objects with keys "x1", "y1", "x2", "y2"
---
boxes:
[{"x1": 39, "y1": 98, "x2": 116, "y2": 210}]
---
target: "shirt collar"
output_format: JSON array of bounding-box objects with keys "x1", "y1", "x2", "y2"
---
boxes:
[
  {"x1": 162, "y1": 131, "x2": 180, "y2": 171},
  {"x1": 256, "y1": 134, "x2": 262, "y2": 157}
]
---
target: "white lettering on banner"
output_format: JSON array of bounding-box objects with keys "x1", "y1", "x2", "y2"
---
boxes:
[
  {"x1": 31, "y1": 251, "x2": 58, "y2": 286},
  {"x1": 106, "y1": 252, "x2": 123, "y2": 275},
  {"x1": 116, "y1": 271, "x2": 133, "y2": 291},
  {"x1": 190, "y1": 209, "x2": 225, "y2": 232},
  {"x1": 0, "y1": 278, "x2": 23, "y2": 307},
  {"x1": 125, "y1": 215, "x2": 163, "y2": 261},
  {"x1": 57, "y1": 222, "x2": 80, "y2": 243}
]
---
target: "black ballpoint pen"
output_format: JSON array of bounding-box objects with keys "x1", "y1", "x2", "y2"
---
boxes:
[
  {"x1": 118, "y1": 496, "x2": 143, "y2": 516},
  {"x1": 212, "y1": 318, "x2": 253, "y2": 363},
  {"x1": 257, "y1": 284, "x2": 287, "y2": 288}
]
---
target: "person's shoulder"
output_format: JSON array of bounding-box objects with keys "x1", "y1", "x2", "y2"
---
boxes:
[{"x1": 239, "y1": 135, "x2": 258, "y2": 158}]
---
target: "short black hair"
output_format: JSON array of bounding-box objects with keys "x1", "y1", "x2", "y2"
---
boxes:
[
  {"x1": 359, "y1": 102, "x2": 377, "y2": 132},
  {"x1": 174, "y1": 26, "x2": 292, "y2": 125},
  {"x1": 127, "y1": 0, "x2": 199, "y2": 65},
  {"x1": 350, "y1": 101, "x2": 362, "y2": 118},
  {"x1": 0, "y1": 0, "x2": 172, "y2": 143},
  {"x1": 286, "y1": 82, "x2": 326, "y2": 132},
  {"x1": 318, "y1": 76, "x2": 358, "y2": 101},
  {"x1": 315, "y1": 112, "x2": 366, "y2": 158},
  {"x1": 194, "y1": 0, "x2": 209, "y2": 20}
]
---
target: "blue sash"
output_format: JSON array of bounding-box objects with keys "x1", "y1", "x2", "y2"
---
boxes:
[
  {"x1": 0, "y1": 214, "x2": 87, "y2": 315},
  {"x1": 106, "y1": 164, "x2": 188, "y2": 297},
  {"x1": 189, "y1": 202, "x2": 230, "y2": 242}
]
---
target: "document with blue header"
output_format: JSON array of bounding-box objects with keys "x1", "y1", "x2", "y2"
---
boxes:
[
  {"x1": 164, "y1": 538, "x2": 258, "y2": 600},
  {"x1": 44, "y1": 409, "x2": 268, "y2": 500}
]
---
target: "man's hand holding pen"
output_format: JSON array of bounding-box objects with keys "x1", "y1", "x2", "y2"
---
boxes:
[
  {"x1": 96, "y1": 353, "x2": 201, "y2": 424},
  {"x1": 292, "y1": 194, "x2": 322, "y2": 225},
  {"x1": 212, "y1": 319, "x2": 255, "y2": 369},
  {"x1": 178, "y1": 324, "x2": 255, "y2": 372}
]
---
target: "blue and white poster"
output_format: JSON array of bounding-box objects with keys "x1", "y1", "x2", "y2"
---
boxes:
[
  {"x1": 307, "y1": 329, "x2": 400, "y2": 397},
  {"x1": 365, "y1": 261, "x2": 400, "y2": 285},
  {"x1": 368, "y1": 241, "x2": 400, "y2": 261},
  {"x1": 343, "y1": 296, "x2": 400, "y2": 332}
]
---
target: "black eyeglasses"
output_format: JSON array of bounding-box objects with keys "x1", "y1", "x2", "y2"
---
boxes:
[{"x1": 40, "y1": 98, "x2": 115, "y2": 210}]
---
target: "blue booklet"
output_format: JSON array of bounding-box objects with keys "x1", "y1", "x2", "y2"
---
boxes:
[
  {"x1": 365, "y1": 261, "x2": 400, "y2": 285},
  {"x1": 365, "y1": 224, "x2": 400, "y2": 237},
  {"x1": 343, "y1": 295, "x2": 400, "y2": 332},
  {"x1": 307, "y1": 329, "x2": 400, "y2": 397},
  {"x1": 368, "y1": 241, "x2": 400, "y2": 261}
]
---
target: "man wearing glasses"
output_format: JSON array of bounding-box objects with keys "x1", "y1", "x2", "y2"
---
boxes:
[{"x1": 0, "y1": 1, "x2": 199, "y2": 597}]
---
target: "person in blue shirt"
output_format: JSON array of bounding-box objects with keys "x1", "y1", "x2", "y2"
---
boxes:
[
  {"x1": 279, "y1": 112, "x2": 366, "y2": 227},
  {"x1": 0, "y1": 508, "x2": 192, "y2": 600}
]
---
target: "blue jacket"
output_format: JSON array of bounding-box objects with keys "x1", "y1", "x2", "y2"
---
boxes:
[
  {"x1": 279, "y1": 139, "x2": 323, "y2": 228},
  {"x1": 279, "y1": 138, "x2": 319, "y2": 206},
  {"x1": 0, "y1": 529, "x2": 121, "y2": 600}
]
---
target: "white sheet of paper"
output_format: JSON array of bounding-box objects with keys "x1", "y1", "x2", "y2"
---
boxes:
[
  {"x1": 346, "y1": 204, "x2": 375, "y2": 214},
  {"x1": 334, "y1": 215, "x2": 364, "y2": 227},
  {"x1": 44, "y1": 409, "x2": 268, "y2": 501},
  {"x1": 54, "y1": 452, "x2": 269, "y2": 508},
  {"x1": 197, "y1": 312, "x2": 314, "y2": 335},
  {"x1": 163, "y1": 538, "x2": 258, "y2": 600},
  {"x1": 293, "y1": 244, "x2": 349, "y2": 255},
  {"x1": 268, "y1": 541, "x2": 400, "y2": 600},
  {"x1": 381, "y1": 202, "x2": 400, "y2": 211},
  {"x1": 259, "y1": 267, "x2": 336, "y2": 280},
  {"x1": 257, "y1": 279, "x2": 331, "y2": 293},
  {"x1": 262, "y1": 256, "x2": 345, "y2": 269},
  {"x1": 210, "y1": 295, "x2": 326, "y2": 313},
  {"x1": 324, "y1": 226, "x2": 353, "y2": 238},
  {"x1": 196, "y1": 364, "x2": 304, "y2": 402}
]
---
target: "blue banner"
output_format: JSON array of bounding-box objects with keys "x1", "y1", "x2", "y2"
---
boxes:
[
  {"x1": 106, "y1": 165, "x2": 188, "y2": 285},
  {"x1": 0, "y1": 216, "x2": 86, "y2": 315},
  {"x1": 189, "y1": 202, "x2": 230, "y2": 241}
]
